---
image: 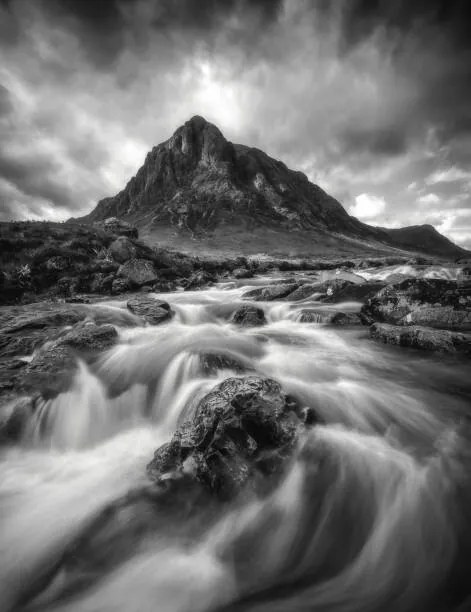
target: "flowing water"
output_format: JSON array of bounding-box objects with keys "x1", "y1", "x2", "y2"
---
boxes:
[{"x1": 1, "y1": 270, "x2": 470, "y2": 612}]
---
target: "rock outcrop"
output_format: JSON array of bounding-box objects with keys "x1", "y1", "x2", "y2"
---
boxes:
[
  {"x1": 362, "y1": 279, "x2": 471, "y2": 330},
  {"x1": 370, "y1": 323, "x2": 471, "y2": 354},
  {"x1": 243, "y1": 283, "x2": 299, "y2": 301},
  {"x1": 147, "y1": 376, "x2": 308, "y2": 500},
  {"x1": 126, "y1": 296, "x2": 173, "y2": 325},
  {"x1": 231, "y1": 305, "x2": 267, "y2": 327}
]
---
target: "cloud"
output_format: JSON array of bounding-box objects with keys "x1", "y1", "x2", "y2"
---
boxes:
[
  {"x1": 0, "y1": 0, "x2": 469, "y2": 252},
  {"x1": 349, "y1": 193, "x2": 386, "y2": 220},
  {"x1": 417, "y1": 193, "x2": 440, "y2": 205}
]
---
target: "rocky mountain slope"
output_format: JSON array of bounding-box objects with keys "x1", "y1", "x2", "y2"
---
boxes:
[{"x1": 77, "y1": 116, "x2": 468, "y2": 259}]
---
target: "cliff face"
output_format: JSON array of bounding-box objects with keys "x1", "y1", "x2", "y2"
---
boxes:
[{"x1": 83, "y1": 116, "x2": 373, "y2": 237}]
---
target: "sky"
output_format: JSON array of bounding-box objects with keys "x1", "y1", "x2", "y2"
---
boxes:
[{"x1": 0, "y1": 0, "x2": 470, "y2": 249}]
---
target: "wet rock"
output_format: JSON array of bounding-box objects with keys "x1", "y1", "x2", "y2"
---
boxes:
[
  {"x1": 243, "y1": 283, "x2": 299, "y2": 301},
  {"x1": 231, "y1": 305, "x2": 266, "y2": 327},
  {"x1": 362, "y1": 279, "x2": 471, "y2": 330},
  {"x1": 126, "y1": 296, "x2": 173, "y2": 325},
  {"x1": 90, "y1": 272, "x2": 114, "y2": 294},
  {"x1": 65, "y1": 296, "x2": 91, "y2": 304},
  {"x1": 297, "y1": 309, "x2": 361, "y2": 325},
  {"x1": 0, "y1": 308, "x2": 88, "y2": 359},
  {"x1": 147, "y1": 376, "x2": 307, "y2": 500},
  {"x1": 369, "y1": 323, "x2": 471, "y2": 354},
  {"x1": 60, "y1": 322, "x2": 118, "y2": 352},
  {"x1": 3, "y1": 309, "x2": 86, "y2": 333},
  {"x1": 117, "y1": 258, "x2": 158, "y2": 288},
  {"x1": 18, "y1": 342, "x2": 77, "y2": 398},
  {"x1": 198, "y1": 352, "x2": 248, "y2": 375},
  {"x1": 232, "y1": 267, "x2": 253, "y2": 279},
  {"x1": 0, "y1": 395, "x2": 35, "y2": 443},
  {"x1": 111, "y1": 277, "x2": 131, "y2": 294},
  {"x1": 402, "y1": 306, "x2": 471, "y2": 330},
  {"x1": 184, "y1": 270, "x2": 217, "y2": 290},
  {"x1": 283, "y1": 284, "x2": 321, "y2": 301},
  {"x1": 330, "y1": 312, "x2": 362, "y2": 325}
]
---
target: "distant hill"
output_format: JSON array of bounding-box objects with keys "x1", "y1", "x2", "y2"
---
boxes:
[
  {"x1": 76, "y1": 116, "x2": 468, "y2": 260},
  {"x1": 381, "y1": 225, "x2": 468, "y2": 260}
]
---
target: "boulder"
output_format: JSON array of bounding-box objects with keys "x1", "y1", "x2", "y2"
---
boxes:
[
  {"x1": 90, "y1": 272, "x2": 114, "y2": 293},
  {"x1": 147, "y1": 376, "x2": 309, "y2": 500},
  {"x1": 117, "y1": 259, "x2": 158, "y2": 288},
  {"x1": 60, "y1": 322, "x2": 118, "y2": 352},
  {"x1": 362, "y1": 279, "x2": 471, "y2": 330},
  {"x1": 231, "y1": 305, "x2": 266, "y2": 327},
  {"x1": 369, "y1": 322, "x2": 471, "y2": 354},
  {"x1": 18, "y1": 342, "x2": 77, "y2": 398},
  {"x1": 111, "y1": 277, "x2": 131, "y2": 294},
  {"x1": 243, "y1": 283, "x2": 299, "y2": 301},
  {"x1": 184, "y1": 271, "x2": 217, "y2": 290},
  {"x1": 100, "y1": 217, "x2": 138, "y2": 239},
  {"x1": 297, "y1": 309, "x2": 362, "y2": 325},
  {"x1": 232, "y1": 267, "x2": 253, "y2": 279},
  {"x1": 109, "y1": 236, "x2": 156, "y2": 264},
  {"x1": 0, "y1": 395, "x2": 35, "y2": 443},
  {"x1": 283, "y1": 284, "x2": 321, "y2": 301},
  {"x1": 126, "y1": 297, "x2": 173, "y2": 325}
]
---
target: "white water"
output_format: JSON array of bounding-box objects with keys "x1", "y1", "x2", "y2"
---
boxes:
[{"x1": 1, "y1": 275, "x2": 470, "y2": 612}]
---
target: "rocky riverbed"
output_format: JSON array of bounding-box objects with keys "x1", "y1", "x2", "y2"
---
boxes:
[{"x1": 0, "y1": 261, "x2": 470, "y2": 612}]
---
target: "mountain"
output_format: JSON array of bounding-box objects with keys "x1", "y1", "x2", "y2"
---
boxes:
[
  {"x1": 78, "y1": 116, "x2": 468, "y2": 259},
  {"x1": 381, "y1": 225, "x2": 467, "y2": 260}
]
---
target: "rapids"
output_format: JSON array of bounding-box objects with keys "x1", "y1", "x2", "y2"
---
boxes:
[{"x1": 1, "y1": 272, "x2": 470, "y2": 612}]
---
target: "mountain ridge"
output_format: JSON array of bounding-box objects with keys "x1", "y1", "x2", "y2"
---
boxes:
[{"x1": 77, "y1": 116, "x2": 468, "y2": 259}]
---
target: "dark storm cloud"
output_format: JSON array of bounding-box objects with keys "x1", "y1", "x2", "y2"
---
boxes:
[{"x1": 0, "y1": 0, "x2": 470, "y2": 247}]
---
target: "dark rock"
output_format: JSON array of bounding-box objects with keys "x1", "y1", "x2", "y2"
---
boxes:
[
  {"x1": 330, "y1": 312, "x2": 362, "y2": 325},
  {"x1": 109, "y1": 236, "x2": 156, "y2": 264},
  {"x1": 283, "y1": 283, "x2": 321, "y2": 301},
  {"x1": 362, "y1": 279, "x2": 471, "y2": 330},
  {"x1": 243, "y1": 283, "x2": 299, "y2": 301},
  {"x1": 198, "y1": 352, "x2": 248, "y2": 375},
  {"x1": 147, "y1": 376, "x2": 307, "y2": 500},
  {"x1": 0, "y1": 395, "x2": 35, "y2": 443},
  {"x1": 370, "y1": 322, "x2": 471, "y2": 354},
  {"x1": 60, "y1": 323, "x2": 118, "y2": 352},
  {"x1": 65, "y1": 296, "x2": 91, "y2": 304},
  {"x1": 231, "y1": 305, "x2": 266, "y2": 327},
  {"x1": 18, "y1": 342, "x2": 77, "y2": 398},
  {"x1": 90, "y1": 272, "x2": 114, "y2": 294},
  {"x1": 111, "y1": 277, "x2": 131, "y2": 294},
  {"x1": 126, "y1": 297, "x2": 173, "y2": 325},
  {"x1": 100, "y1": 217, "x2": 138, "y2": 239},
  {"x1": 117, "y1": 258, "x2": 158, "y2": 288},
  {"x1": 1, "y1": 309, "x2": 86, "y2": 334},
  {"x1": 232, "y1": 267, "x2": 253, "y2": 279},
  {"x1": 184, "y1": 271, "x2": 217, "y2": 290}
]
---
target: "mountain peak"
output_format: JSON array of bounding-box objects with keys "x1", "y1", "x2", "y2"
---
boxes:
[{"x1": 79, "y1": 117, "x2": 467, "y2": 259}]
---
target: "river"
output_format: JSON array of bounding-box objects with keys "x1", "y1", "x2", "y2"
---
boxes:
[{"x1": 1, "y1": 270, "x2": 470, "y2": 612}]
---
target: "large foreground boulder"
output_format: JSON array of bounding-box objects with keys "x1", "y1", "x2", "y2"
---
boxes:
[
  {"x1": 147, "y1": 376, "x2": 309, "y2": 500},
  {"x1": 369, "y1": 323, "x2": 471, "y2": 354},
  {"x1": 231, "y1": 305, "x2": 267, "y2": 327},
  {"x1": 243, "y1": 283, "x2": 299, "y2": 301},
  {"x1": 362, "y1": 279, "x2": 471, "y2": 330},
  {"x1": 126, "y1": 296, "x2": 173, "y2": 325}
]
